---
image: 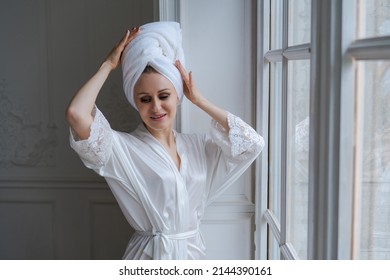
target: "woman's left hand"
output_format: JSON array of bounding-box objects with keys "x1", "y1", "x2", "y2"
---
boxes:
[
  {"x1": 175, "y1": 60, "x2": 228, "y2": 130},
  {"x1": 175, "y1": 60, "x2": 203, "y2": 105}
]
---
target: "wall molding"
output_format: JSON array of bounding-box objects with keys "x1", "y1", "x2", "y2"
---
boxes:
[
  {"x1": 0, "y1": 178, "x2": 107, "y2": 189},
  {"x1": 158, "y1": 0, "x2": 180, "y2": 21}
]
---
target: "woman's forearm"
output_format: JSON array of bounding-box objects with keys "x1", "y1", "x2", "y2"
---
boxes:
[
  {"x1": 193, "y1": 96, "x2": 229, "y2": 131},
  {"x1": 65, "y1": 62, "x2": 113, "y2": 139},
  {"x1": 65, "y1": 29, "x2": 138, "y2": 140}
]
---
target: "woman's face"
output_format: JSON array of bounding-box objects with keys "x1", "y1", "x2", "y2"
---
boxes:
[{"x1": 134, "y1": 72, "x2": 179, "y2": 134}]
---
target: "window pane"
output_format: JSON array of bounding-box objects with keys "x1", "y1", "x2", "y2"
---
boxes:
[
  {"x1": 288, "y1": 0, "x2": 311, "y2": 46},
  {"x1": 286, "y1": 60, "x2": 310, "y2": 259},
  {"x1": 356, "y1": 60, "x2": 390, "y2": 259},
  {"x1": 357, "y1": 0, "x2": 390, "y2": 38},
  {"x1": 270, "y1": 0, "x2": 283, "y2": 50},
  {"x1": 269, "y1": 62, "x2": 283, "y2": 222}
]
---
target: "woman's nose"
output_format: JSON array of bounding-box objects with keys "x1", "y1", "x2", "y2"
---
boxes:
[{"x1": 151, "y1": 98, "x2": 161, "y2": 111}]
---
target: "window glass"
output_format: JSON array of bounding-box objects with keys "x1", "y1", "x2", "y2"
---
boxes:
[
  {"x1": 270, "y1": 0, "x2": 283, "y2": 50},
  {"x1": 269, "y1": 62, "x2": 282, "y2": 222},
  {"x1": 356, "y1": 60, "x2": 390, "y2": 259},
  {"x1": 286, "y1": 59, "x2": 310, "y2": 259},
  {"x1": 357, "y1": 0, "x2": 390, "y2": 38},
  {"x1": 288, "y1": 0, "x2": 311, "y2": 46}
]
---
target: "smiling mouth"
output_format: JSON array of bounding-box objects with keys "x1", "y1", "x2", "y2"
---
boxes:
[{"x1": 150, "y1": 114, "x2": 167, "y2": 120}]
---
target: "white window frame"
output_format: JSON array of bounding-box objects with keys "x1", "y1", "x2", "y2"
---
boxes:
[
  {"x1": 255, "y1": 0, "x2": 311, "y2": 260},
  {"x1": 341, "y1": 0, "x2": 390, "y2": 260},
  {"x1": 256, "y1": 0, "x2": 390, "y2": 260}
]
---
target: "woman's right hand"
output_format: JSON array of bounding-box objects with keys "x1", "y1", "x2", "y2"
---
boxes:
[
  {"x1": 66, "y1": 27, "x2": 140, "y2": 140},
  {"x1": 104, "y1": 27, "x2": 140, "y2": 70}
]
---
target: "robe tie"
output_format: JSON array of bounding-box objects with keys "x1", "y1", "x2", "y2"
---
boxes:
[{"x1": 135, "y1": 228, "x2": 199, "y2": 259}]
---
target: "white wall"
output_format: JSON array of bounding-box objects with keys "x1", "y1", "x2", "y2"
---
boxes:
[
  {"x1": 178, "y1": 0, "x2": 257, "y2": 259},
  {"x1": 180, "y1": 0, "x2": 255, "y2": 133}
]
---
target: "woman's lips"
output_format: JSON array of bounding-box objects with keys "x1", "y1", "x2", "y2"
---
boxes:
[{"x1": 150, "y1": 114, "x2": 167, "y2": 121}]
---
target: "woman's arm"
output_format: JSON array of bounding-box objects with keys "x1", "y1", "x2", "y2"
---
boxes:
[
  {"x1": 65, "y1": 28, "x2": 139, "y2": 140},
  {"x1": 175, "y1": 60, "x2": 229, "y2": 131}
]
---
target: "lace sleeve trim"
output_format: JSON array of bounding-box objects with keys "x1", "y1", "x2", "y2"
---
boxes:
[
  {"x1": 69, "y1": 106, "x2": 112, "y2": 168},
  {"x1": 210, "y1": 112, "x2": 265, "y2": 160}
]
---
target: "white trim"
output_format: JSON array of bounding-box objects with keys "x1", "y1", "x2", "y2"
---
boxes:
[
  {"x1": 158, "y1": 0, "x2": 180, "y2": 21},
  {"x1": 264, "y1": 49, "x2": 283, "y2": 62},
  {"x1": 279, "y1": 0, "x2": 289, "y2": 252},
  {"x1": 351, "y1": 57, "x2": 365, "y2": 260},
  {"x1": 338, "y1": 0, "x2": 357, "y2": 260},
  {"x1": 263, "y1": 210, "x2": 281, "y2": 244},
  {"x1": 283, "y1": 43, "x2": 311, "y2": 60},
  {"x1": 255, "y1": 0, "x2": 270, "y2": 261},
  {"x1": 265, "y1": 44, "x2": 311, "y2": 62},
  {"x1": 347, "y1": 36, "x2": 390, "y2": 60},
  {"x1": 280, "y1": 243, "x2": 300, "y2": 260}
]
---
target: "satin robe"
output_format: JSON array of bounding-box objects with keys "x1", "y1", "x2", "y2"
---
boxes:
[{"x1": 70, "y1": 107, "x2": 264, "y2": 259}]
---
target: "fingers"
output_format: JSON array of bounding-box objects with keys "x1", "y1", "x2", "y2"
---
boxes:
[
  {"x1": 117, "y1": 27, "x2": 140, "y2": 50},
  {"x1": 119, "y1": 30, "x2": 130, "y2": 47},
  {"x1": 175, "y1": 60, "x2": 189, "y2": 81},
  {"x1": 128, "y1": 27, "x2": 140, "y2": 41},
  {"x1": 175, "y1": 60, "x2": 195, "y2": 90},
  {"x1": 120, "y1": 27, "x2": 139, "y2": 48},
  {"x1": 175, "y1": 60, "x2": 183, "y2": 74},
  {"x1": 130, "y1": 26, "x2": 139, "y2": 34},
  {"x1": 175, "y1": 60, "x2": 194, "y2": 96},
  {"x1": 175, "y1": 61, "x2": 202, "y2": 105},
  {"x1": 189, "y1": 71, "x2": 193, "y2": 86}
]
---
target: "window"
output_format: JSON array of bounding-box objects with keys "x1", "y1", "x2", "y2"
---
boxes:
[
  {"x1": 356, "y1": 60, "x2": 390, "y2": 259},
  {"x1": 259, "y1": 0, "x2": 311, "y2": 260},
  {"x1": 257, "y1": 0, "x2": 390, "y2": 260},
  {"x1": 350, "y1": 0, "x2": 390, "y2": 260}
]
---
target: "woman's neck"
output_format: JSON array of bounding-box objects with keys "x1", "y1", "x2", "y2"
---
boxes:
[
  {"x1": 144, "y1": 123, "x2": 176, "y2": 148},
  {"x1": 143, "y1": 123, "x2": 181, "y2": 170}
]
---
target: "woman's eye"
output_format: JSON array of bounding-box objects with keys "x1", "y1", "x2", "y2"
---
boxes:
[
  {"x1": 159, "y1": 94, "x2": 170, "y2": 100},
  {"x1": 140, "y1": 97, "x2": 151, "y2": 103}
]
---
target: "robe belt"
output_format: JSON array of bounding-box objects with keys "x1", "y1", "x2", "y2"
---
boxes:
[
  {"x1": 136, "y1": 228, "x2": 199, "y2": 240},
  {"x1": 135, "y1": 229, "x2": 200, "y2": 259}
]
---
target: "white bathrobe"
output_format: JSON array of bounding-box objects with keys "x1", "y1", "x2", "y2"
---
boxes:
[{"x1": 69, "y1": 107, "x2": 264, "y2": 259}]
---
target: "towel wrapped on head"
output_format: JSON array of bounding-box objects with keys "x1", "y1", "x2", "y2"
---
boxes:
[{"x1": 121, "y1": 21, "x2": 185, "y2": 110}]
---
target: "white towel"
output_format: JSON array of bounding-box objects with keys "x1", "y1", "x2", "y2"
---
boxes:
[{"x1": 121, "y1": 21, "x2": 185, "y2": 109}]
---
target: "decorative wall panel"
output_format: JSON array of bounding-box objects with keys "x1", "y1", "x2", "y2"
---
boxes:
[
  {"x1": 201, "y1": 211, "x2": 255, "y2": 260},
  {"x1": 0, "y1": 1, "x2": 56, "y2": 169},
  {"x1": 89, "y1": 201, "x2": 134, "y2": 259},
  {"x1": 0, "y1": 201, "x2": 55, "y2": 259}
]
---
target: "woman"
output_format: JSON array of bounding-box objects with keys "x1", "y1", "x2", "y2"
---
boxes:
[{"x1": 66, "y1": 21, "x2": 264, "y2": 259}]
